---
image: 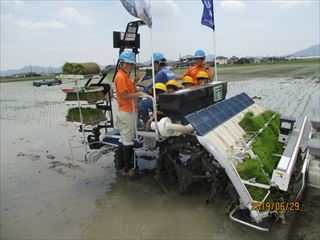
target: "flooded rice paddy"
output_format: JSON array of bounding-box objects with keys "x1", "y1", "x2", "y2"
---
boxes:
[{"x1": 1, "y1": 68, "x2": 319, "y2": 239}]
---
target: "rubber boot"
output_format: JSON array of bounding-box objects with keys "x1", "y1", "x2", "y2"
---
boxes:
[
  {"x1": 115, "y1": 142, "x2": 124, "y2": 170},
  {"x1": 123, "y1": 145, "x2": 134, "y2": 174}
]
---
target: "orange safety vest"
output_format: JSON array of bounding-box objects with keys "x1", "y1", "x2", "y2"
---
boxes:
[
  {"x1": 115, "y1": 69, "x2": 137, "y2": 112},
  {"x1": 183, "y1": 65, "x2": 213, "y2": 85}
]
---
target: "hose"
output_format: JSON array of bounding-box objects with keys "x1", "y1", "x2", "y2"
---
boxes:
[{"x1": 166, "y1": 123, "x2": 194, "y2": 134}]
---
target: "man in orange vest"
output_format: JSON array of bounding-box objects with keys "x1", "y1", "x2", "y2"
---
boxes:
[
  {"x1": 114, "y1": 50, "x2": 147, "y2": 175},
  {"x1": 181, "y1": 49, "x2": 214, "y2": 85}
]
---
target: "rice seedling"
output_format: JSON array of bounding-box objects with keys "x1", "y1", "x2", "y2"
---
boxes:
[
  {"x1": 66, "y1": 107, "x2": 106, "y2": 125},
  {"x1": 65, "y1": 90, "x2": 105, "y2": 103},
  {"x1": 237, "y1": 110, "x2": 284, "y2": 201},
  {"x1": 62, "y1": 62, "x2": 100, "y2": 75}
]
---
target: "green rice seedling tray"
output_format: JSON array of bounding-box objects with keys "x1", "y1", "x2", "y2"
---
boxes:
[
  {"x1": 66, "y1": 107, "x2": 106, "y2": 125},
  {"x1": 237, "y1": 111, "x2": 284, "y2": 201},
  {"x1": 62, "y1": 62, "x2": 100, "y2": 75},
  {"x1": 65, "y1": 87, "x2": 105, "y2": 103}
]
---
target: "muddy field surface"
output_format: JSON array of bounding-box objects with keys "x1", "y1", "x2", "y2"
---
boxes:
[
  {"x1": 0, "y1": 81, "x2": 116, "y2": 239},
  {"x1": 81, "y1": 176, "x2": 293, "y2": 240},
  {"x1": 1, "y1": 62, "x2": 319, "y2": 240}
]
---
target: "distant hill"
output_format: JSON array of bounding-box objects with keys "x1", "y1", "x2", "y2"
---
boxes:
[
  {"x1": 291, "y1": 43, "x2": 320, "y2": 57},
  {"x1": 0, "y1": 65, "x2": 62, "y2": 77},
  {"x1": 0, "y1": 64, "x2": 108, "y2": 77}
]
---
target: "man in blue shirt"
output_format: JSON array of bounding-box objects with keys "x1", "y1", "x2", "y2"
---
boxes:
[{"x1": 153, "y1": 52, "x2": 176, "y2": 84}]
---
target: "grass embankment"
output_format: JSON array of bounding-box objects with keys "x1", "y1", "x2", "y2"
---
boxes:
[
  {"x1": 65, "y1": 89, "x2": 105, "y2": 103},
  {"x1": 237, "y1": 111, "x2": 284, "y2": 201},
  {"x1": 66, "y1": 107, "x2": 106, "y2": 125}
]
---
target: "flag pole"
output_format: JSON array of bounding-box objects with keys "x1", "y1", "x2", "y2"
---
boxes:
[
  {"x1": 148, "y1": 3, "x2": 159, "y2": 137},
  {"x1": 212, "y1": 1, "x2": 218, "y2": 81},
  {"x1": 119, "y1": 0, "x2": 158, "y2": 136},
  {"x1": 150, "y1": 28, "x2": 159, "y2": 136}
]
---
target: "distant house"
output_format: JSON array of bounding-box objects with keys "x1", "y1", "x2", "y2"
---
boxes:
[
  {"x1": 228, "y1": 56, "x2": 239, "y2": 64},
  {"x1": 249, "y1": 57, "x2": 261, "y2": 64},
  {"x1": 179, "y1": 55, "x2": 194, "y2": 63},
  {"x1": 236, "y1": 58, "x2": 251, "y2": 64},
  {"x1": 26, "y1": 72, "x2": 41, "y2": 77},
  {"x1": 11, "y1": 73, "x2": 25, "y2": 78},
  {"x1": 248, "y1": 57, "x2": 255, "y2": 64},
  {"x1": 216, "y1": 56, "x2": 228, "y2": 65},
  {"x1": 285, "y1": 55, "x2": 297, "y2": 61},
  {"x1": 206, "y1": 60, "x2": 215, "y2": 67},
  {"x1": 12, "y1": 72, "x2": 41, "y2": 78},
  {"x1": 174, "y1": 55, "x2": 194, "y2": 68},
  {"x1": 261, "y1": 57, "x2": 286, "y2": 63}
]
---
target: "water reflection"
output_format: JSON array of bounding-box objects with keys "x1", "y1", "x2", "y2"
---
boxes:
[
  {"x1": 0, "y1": 79, "x2": 116, "y2": 240},
  {"x1": 1, "y1": 80, "x2": 67, "y2": 125}
]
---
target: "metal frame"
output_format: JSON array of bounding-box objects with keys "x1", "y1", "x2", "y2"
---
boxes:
[
  {"x1": 112, "y1": 20, "x2": 145, "y2": 83},
  {"x1": 229, "y1": 207, "x2": 269, "y2": 232}
]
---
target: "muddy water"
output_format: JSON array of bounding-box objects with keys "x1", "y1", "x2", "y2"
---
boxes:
[
  {"x1": 81, "y1": 177, "x2": 291, "y2": 240},
  {"x1": 1, "y1": 75, "x2": 319, "y2": 239},
  {"x1": 227, "y1": 76, "x2": 320, "y2": 119},
  {"x1": 0, "y1": 80, "x2": 116, "y2": 239}
]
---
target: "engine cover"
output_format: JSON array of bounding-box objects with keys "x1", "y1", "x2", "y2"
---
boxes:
[{"x1": 158, "y1": 81, "x2": 227, "y2": 122}]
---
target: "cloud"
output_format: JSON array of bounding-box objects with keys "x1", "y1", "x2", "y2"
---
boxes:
[
  {"x1": 1, "y1": 0, "x2": 25, "y2": 8},
  {"x1": 1, "y1": 14, "x2": 65, "y2": 30},
  {"x1": 12, "y1": 0, "x2": 25, "y2": 7},
  {"x1": 57, "y1": 7, "x2": 91, "y2": 25},
  {"x1": 241, "y1": 21, "x2": 264, "y2": 28},
  {"x1": 152, "y1": 0, "x2": 180, "y2": 17},
  {"x1": 220, "y1": 0, "x2": 247, "y2": 10},
  {"x1": 268, "y1": 0, "x2": 313, "y2": 8}
]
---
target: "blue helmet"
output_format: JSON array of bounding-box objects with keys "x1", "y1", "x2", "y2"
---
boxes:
[
  {"x1": 153, "y1": 52, "x2": 166, "y2": 62},
  {"x1": 119, "y1": 50, "x2": 136, "y2": 64},
  {"x1": 194, "y1": 49, "x2": 206, "y2": 59}
]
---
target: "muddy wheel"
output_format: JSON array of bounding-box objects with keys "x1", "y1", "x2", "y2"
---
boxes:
[{"x1": 156, "y1": 135, "x2": 224, "y2": 195}]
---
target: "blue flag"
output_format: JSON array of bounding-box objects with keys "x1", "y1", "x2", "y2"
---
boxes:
[
  {"x1": 201, "y1": 0, "x2": 215, "y2": 30},
  {"x1": 120, "y1": 0, "x2": 152, "y2": 28}
]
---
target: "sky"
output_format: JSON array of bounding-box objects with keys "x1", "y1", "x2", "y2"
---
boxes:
[{"x1": 0, "y1": 0, "x2": 319, "y2": 71}]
